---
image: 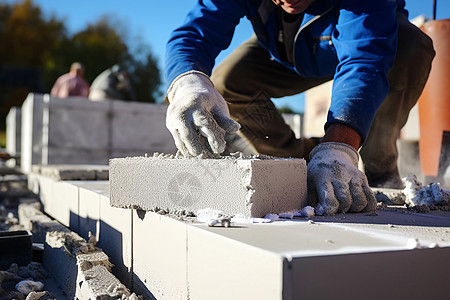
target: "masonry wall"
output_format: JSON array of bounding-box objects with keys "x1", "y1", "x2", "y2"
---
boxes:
[
  {"x1": 19, "y1": 93, "x2": 177, "y2": 173},
  {"x1": 6, "y1": 106, "x2": 21, "y2": 167}
]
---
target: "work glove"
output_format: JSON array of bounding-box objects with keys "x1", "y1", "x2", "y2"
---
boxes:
[
  {"x1": 307, "y1": 142, "x2": 377, "y2": 215},
  {"x1": 166, "y1": 71, "x2": 241, "y2": 157}
]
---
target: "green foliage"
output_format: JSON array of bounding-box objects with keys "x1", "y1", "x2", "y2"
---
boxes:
[
  {"x1": 70, "y1": 16, "x2": 130, "y2": 83},
  {"x1": 123, "y1": 49, "x2": 162, "y2": 103},
  {"x1": 278, "y1": 106, "x2": 295, "y2": 114},
  {"x1": 0, "y1": 0, "x2": 162, "y2": 129}
]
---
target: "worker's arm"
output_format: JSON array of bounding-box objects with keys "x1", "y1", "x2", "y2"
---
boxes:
[
  {"x1": 165, "y1": 1, "x2": 247, "y2": 157},
  {"x1": 165, "y1": 0, "x2": 246, "y2": 87},
  {"x1": 321, "y1": 123, "x2": 361, "y2": 150},
  {"x1": 327, "y1": 0, "x2": 398, "y2": 143},
  {"x1": 305, "y1": 0, "x2": 398, "y2": 215}
]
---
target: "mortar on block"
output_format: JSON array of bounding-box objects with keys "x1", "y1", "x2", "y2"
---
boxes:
[{"x1": 109, "y1": 154, "x2": 307, "y2": 217}]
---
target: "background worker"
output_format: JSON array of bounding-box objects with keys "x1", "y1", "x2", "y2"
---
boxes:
[
  {"x1": 164, "y1": 0, "x2": 434, "y2": 215},
  {"x1": 50, "y1": 62, "x2": 90, "y2": 98},
  {"x1": 89, "y1": 65, "x2": 136, "y2": 101}
]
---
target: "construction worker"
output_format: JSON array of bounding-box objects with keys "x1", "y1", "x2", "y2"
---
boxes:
[
  {"x1": 50, "y1": 62, "x2": 90, "y2": 98},
  {"x1": 89, "y1": 65, "x2": 136, "y2": 101},
  {"x1": 164, "y1": 0, "x2": 434, "y2": 215}
]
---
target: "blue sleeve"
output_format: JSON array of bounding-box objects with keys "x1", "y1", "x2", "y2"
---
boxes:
[
  {"x1": 165, "y1": 0, "x2": 248, "y2": 87},
  {"x1": 327, "y1": 0, "x2": 398, "y2": 142}
]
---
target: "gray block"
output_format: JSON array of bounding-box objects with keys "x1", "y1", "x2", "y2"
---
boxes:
[
  {"x1": 48, "y1": 98, "x2": 110, "y2": 149},
  {"x1": 110, "y1": 156, "x2": 307, "y2": 217},
  {"x1": 18, "y1": 200, "x2": 70, "y2": 243},
  {"x1": 18, "y1": 93, "x2": 177, "y2": 173},
  {"x1": 21, "y1": 93, "x2": 44, "y2": 173},
  {"x1": 31, "y1": 164, "x2": 109, "y2": 181},
  {"x1": 111, "y1": 100, "x2": 177, "y2": 154},
  {"x1": 6, "y1": 106, "x2": 21, "y2": 167}
]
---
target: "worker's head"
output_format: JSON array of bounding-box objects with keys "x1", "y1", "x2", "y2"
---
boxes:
[
  {"x1": 70, "y1": 62, "x2": 85, "y2": 77},
  {"x1": 272, "y1": 0, "x2": 316, "y2": 14}
]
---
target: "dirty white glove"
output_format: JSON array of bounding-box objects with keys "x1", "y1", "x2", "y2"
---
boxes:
[
  {"x1": 307, "y1": 142, "x2": 377, "y2": 215},
  {"x1": 166, "y1": 71, "x2": 241, "y2": 157}
]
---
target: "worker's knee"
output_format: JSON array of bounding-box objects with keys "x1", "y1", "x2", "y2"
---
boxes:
[
  {"x1": 211, "y1": 61, "x2": 247, "y2": 100},
  {"x1": 390, "y1": 16, "x2": 435, "y2": 90}
]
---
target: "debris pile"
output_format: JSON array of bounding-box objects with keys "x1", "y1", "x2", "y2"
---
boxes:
[
  {"x1": 196, "y1": 206, "x2": 316, "y2": 227},
  {"x1": 403, "y1": 175, "x2": 450, "y2": 211},
  {"x1": 0, "y1": 262, "x2": 53, "y2": 300}
]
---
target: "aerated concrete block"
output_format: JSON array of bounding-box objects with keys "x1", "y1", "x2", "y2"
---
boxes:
[
  {"x1": 32, "y1": 164, "x2": 109, "y2": 181},
  {"x1": 110, "y1": 100, "x2": 177, "y2": 154},
  {"x1": 6, "y1": 106, "x2": 21, "y2": 168},
  {"x1": 27, "y1": 174, "x2": 79, "y2": 229},
  {"x1": 98, "y1": 191, "x2": 133, "y2": 287},
  {"x1": 132, "y1": 211, "x2": 188, "y2": 300},
  {"x1": 110, "y1": 156, "x2": 307, "y2": 217},
  {"x1": 78, "y1": 186, "x2": 101, "y2": 241},
  {"x1": 187, "y1": 225, "x2": 284, "y2": 300},
  {"x1": 19, "y1": 93, "x2": 176, "y2": 174}
]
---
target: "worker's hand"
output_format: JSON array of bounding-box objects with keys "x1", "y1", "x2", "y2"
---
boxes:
[
  {"x1": 307, "y1": 142, "x2": 377, "y2": 215},
  {"x1": 166, "y1": 71, "x2": 241, "y2": 157}
]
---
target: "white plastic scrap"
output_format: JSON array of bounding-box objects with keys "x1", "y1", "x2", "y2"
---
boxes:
[
  {"x1": 406, "y1": 237, "x2": 439, "y2": 249},
  {"x1": 278, "y1": 211, "x2": 296, "y2": 219},
  {"x1": 196, "y1": 208, "x2": 231, "y2": 227},
  {"x1": 232, "y1": 214, "x2": 273, "y2": 224},
  {"x1": 402, "y1": 175, "x2": 450, "y2": 207},
  {"x1": 278, "y1": 206, "x2": 315, "y2": 219},
  {"x1": 406, "y1": 237, "x2": 421, "y2": 249},
  {"x1": 196, "y1": 206, "x2": 315, "y2": 227},
  {"x1": 196, "y1": 208, "x2": 273, "y2": 226},
  {"x1": 264, "y1": 214, "x2": 280, "y2": 221},
  {"x1": 298, "y1": 206, "x2": 315, "y2": 218}
]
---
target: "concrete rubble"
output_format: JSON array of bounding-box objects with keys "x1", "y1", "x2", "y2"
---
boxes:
[
  {"x1": 373, "y1": 175, "x2": 450, "y2": 213},
  {"x1": 20, "y1": 201, "x2": 141, "y2": 300},
  {"x1": 0, "y1": 169, "x2": 141, "y2": 300}
]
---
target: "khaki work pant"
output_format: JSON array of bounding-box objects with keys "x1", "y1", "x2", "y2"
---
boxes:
[{"x1": 211, "y1": 13, "x2": 435, "y2": 188}]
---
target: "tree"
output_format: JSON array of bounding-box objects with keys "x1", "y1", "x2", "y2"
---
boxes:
[
  {"x1": 278, "y1": 106, "x2": 296, "y2": 114},
  {"x1": 0, "y1": 0, "x2": 66, "y2": 130},
  {"x1": 0, "y1": 0, "x2": 162, "y2": 132},
  {"x1": 123, "y1": 47, "x2": 162, "y2": 103},
  {"x1": 0, "y1": 0, "x2": 66, "y2": 67},
  {"x1": 68, "y1": 16, "x2": 162, "y2": 102},
  {"x1": 69, "y1": 16, "x2": 129, "y2": 84}
]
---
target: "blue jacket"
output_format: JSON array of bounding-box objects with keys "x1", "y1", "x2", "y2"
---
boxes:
[{"x1": 166, "y1": 0, "x2": 406, "y2": 141}]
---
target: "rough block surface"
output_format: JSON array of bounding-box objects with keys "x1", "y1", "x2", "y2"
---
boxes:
[
  {"x1": 31, "y1": 164, "x2": 109, "y2": 181},
  {"x1": 110, "y1": 156, "x2": 307, "y2": 217}
]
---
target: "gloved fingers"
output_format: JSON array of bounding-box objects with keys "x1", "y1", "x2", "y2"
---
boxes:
[
  {"x1": 332, "y1": 181, "x2": 352, "y2": 213},
  {"x1": 193, "y1": 110, "x2": 227, "y2": 154},
  {"x1": 362, "y1": 184, "x2": 377, "y2": 212},
  {"x1": 170, "y1": 129, "x2": 191, "y2": 157},
  {"x1": 316, "y1": 180, "x2": 339, "y2": 215},
  {"x1": 166, "y1": 115, "x2": 193, "y2": 157},
  {"x1": 213, "y1": 112, "x2": 241, "y2": 134},
  {"x1": 307, "y1": 177, "x2": 319, "y2": 208},
  {"x1": 176, "y1": 121, "x2": 205, "y2": 157},
  {"x1": 199, "y1": 125, "x2": 226, "y2": 154},
  {"x1": 347, "y1": 179, "x2": 368, "y2": 213}
]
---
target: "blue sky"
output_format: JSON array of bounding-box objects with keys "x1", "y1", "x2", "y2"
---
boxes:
[{"x1": 5, "y1": 0, "x2": 450, "y2": 112}]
